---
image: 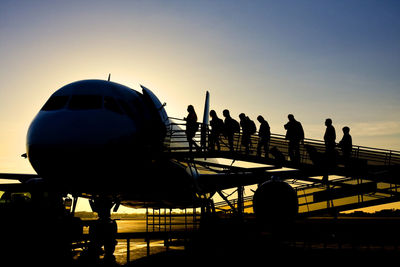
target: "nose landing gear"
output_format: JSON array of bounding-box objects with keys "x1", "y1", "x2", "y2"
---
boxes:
[{"x1": 83, "y1": 196, "x2": 118, "y2": 263}]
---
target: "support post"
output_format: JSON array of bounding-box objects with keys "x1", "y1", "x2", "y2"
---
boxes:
[
  {"x1": 169, "y1": 209, "x2": 172, "y2": 232},
  {"x1": 127, "y1": 238, "x2": 130, "y2": 263},
  {"x1": 71, "y1": 195, "x2": 78, "y2": 216},
  {"x1": 146, "y1": 207, "x2": 149, "y2": 233},
  {"x1": 237, "y1": 186, "x2": 244, "y2": 216},
  {"x1": 147, "y1": 238, "x2": 150, "y2": 256},
  {"x1": 193, "y1": 207, "x2": 196, "y2": 230},
  {"x1": 185, "y1": 208, "x2": 188, "y2": 232}
]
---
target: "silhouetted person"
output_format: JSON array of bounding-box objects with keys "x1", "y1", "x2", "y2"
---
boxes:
[
  {"x1": 88, "y1": 217, "x2": 117, "y2": 262},
  {"x1": 284, "y1": 114, "x2": 304, "y2": 164},
  {"x1": 270, "y1": 146, "x2": 285, "y2": 167},
  {"x1": 223, "y1": 109, "x2": 240, "y2": 152},
  {"x1": 256, "y1": 115, "x2": 270, "y2": 158},
  {"x1": 184, "y1": 105, "x2": 199, "y2": 153},
  {"x1": 324, "y1": 118, "x2": 336, "y2": 155},
  {"x1": 86, "y1": 197, "x2": 117, "y2": 262},
  {"x1": 322, "y1": 119, "x2": 337, "y2": 183},
  {"x1": 339, "y1": 126, "x2": 352, "y2": 164},
  {"x1": 209, "y1": 110, "x2": 224, "y2": 151},
  {"x1": 239, "y1": 113, "x2": 256, "y2": 155}
]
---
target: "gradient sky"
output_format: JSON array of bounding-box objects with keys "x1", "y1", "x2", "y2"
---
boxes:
[{"x1": 0, "y1": 0, "x2": 399, "y2": 211}]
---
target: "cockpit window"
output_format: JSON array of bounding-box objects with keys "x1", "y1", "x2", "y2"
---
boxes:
[
  {"x1": 41, "y1": 96, "x2": 69, "y2": 111},
  {"x1": 68, "y1": 95, "x2": 102, "y2": 110},
  {"x1": 104, "y1": 96, "x2": 123, "y2": 114},
  {"x1": 118, "y1": 99, "x2": 136, "y2": 119}
]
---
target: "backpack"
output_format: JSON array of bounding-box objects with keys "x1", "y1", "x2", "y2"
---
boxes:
[
  {"x1": 249, "y1": 119, "x2": 256, "y2": 135},
  {"x1": 232, "y1": 119, "x2": 240, "y2": 133}
]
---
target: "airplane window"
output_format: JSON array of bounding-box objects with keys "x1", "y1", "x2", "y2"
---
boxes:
[
  {"x1": 41, "y1": 96, "x2": 69, "y2": 111},
  {"x1": 68, "y1": 95, "x2": 102, "y2": 110},
  {"x1": 104, "y1": 96, "x2": 123, "y2": 114}
]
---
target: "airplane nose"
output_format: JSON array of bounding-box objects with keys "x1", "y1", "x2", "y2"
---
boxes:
[
  {"x1": 26, "y1": 110, "x2": 142, "y2": 181},
  {"x1": 27, "y1": 111, "x2": 139, "y2": 146}
]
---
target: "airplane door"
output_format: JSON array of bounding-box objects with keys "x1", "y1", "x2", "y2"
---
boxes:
[{"x1": 141, "y1": 85, "x2": 170, "y2": 127}]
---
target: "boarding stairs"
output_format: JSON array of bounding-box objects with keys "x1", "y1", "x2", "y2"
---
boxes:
[{"x1": 164, "y1": 118, "x2": 400, "y2": 216}]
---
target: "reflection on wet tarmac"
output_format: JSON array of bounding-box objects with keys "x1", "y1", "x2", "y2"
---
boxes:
[{"x1": 77, "y1": 219, "x2": 187, "y2": 265}]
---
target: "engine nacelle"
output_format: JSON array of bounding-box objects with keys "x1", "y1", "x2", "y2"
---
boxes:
[{"x1": 253, "y1": 180, "x2": 298, "y2": 225}]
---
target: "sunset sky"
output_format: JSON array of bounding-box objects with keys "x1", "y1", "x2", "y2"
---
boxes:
[{"x1": 0, "y1": 1, "x2": 399, "y2": 211}]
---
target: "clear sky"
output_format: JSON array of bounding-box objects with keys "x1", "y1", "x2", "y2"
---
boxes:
[{"x1": 0, "y1": 1, "x2": 399, "y2": 211}]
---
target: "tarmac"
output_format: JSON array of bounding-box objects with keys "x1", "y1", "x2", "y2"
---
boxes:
[
  {"x1": 68, "y1": 216, "x2": 400, "y2": 266},
  {"x1": 3, "y1": 215, "x2": 400, "y2": 266}
]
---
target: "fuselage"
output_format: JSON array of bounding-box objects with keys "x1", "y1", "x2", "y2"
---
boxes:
[{"x1": 26, "y1": 80, "x2": 196, "y2": 207}]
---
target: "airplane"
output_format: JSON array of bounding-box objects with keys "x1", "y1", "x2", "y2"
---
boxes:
[
  {"x1": 13, "y1": 78, "x2": 295, "y2": 210},
  {"x1": 0, "y1": 79, "x2": 294, "y2": 261},
  {"x1": 1, "y1": 78, "x2": 399, "y2": 263}
]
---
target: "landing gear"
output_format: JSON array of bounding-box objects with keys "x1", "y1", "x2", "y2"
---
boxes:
[{"x1": 84, "y1": 196, "x2": 118, "y2": 263}]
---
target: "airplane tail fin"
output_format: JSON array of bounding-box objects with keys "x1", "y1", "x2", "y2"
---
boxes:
[{"x1": 200, "y1": 91, "x2": 210, "y2": 151}]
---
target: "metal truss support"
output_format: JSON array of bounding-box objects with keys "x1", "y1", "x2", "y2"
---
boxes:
[{"x1": 217, "y1": 191, "x2": 238, "y2": 215}]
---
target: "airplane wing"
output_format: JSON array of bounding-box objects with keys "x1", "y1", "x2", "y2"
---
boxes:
[
  {"x1": 0, "y1": 173, "x2": 40, "y2": 183},
  {"x1": 0, "y1": 173, "x2": 46, "y2": 195}
]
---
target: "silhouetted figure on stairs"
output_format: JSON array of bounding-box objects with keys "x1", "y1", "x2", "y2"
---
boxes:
[
  {"x1": 239, "y1": 113, "x2": 256, "y2": 155},
  {"x1": 339, "y1": 126, "x2": 352, "y2": 167},
  {"x1": 257, "y1": 115, "x2": 270, "y2": 158},
  {"x1": 284, "y1": 114, "x2": 304, "y2": 164},
  {"x1": 223, "y1": 109, "x2": 240, "y2": 152},
  {"x1": 209, "y1": 110, "x2": 224, "y2": 151},
  {"x1": 184, "y1": 105, "x2": 199, "y2": 153}
]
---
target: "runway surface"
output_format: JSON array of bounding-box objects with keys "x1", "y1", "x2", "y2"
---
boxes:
[{"x1": 75, "y1": 216, "x2": 400, "y2": 266}]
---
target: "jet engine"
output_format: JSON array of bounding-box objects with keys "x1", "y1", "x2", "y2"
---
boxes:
[{"x1": 252, "y1": 180, "x2": 298, "y2": 226}]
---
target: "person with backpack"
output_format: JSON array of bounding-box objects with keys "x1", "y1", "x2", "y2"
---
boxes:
[
  {"x1": 209, "y1": 110, "x2": 224, "y2": 151},
  {"x1": 284, "y1": 114, "x2": 304, "y2": 164},
  {"x1": 222, "y1": 109, "x2": 240, "y2": 152},
  {"x1": 257, "y1": 115, "x2": 271, "y2": 158},
  {"x1": 239, "y1": 113, "x2": 256, "y2": 155}
]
